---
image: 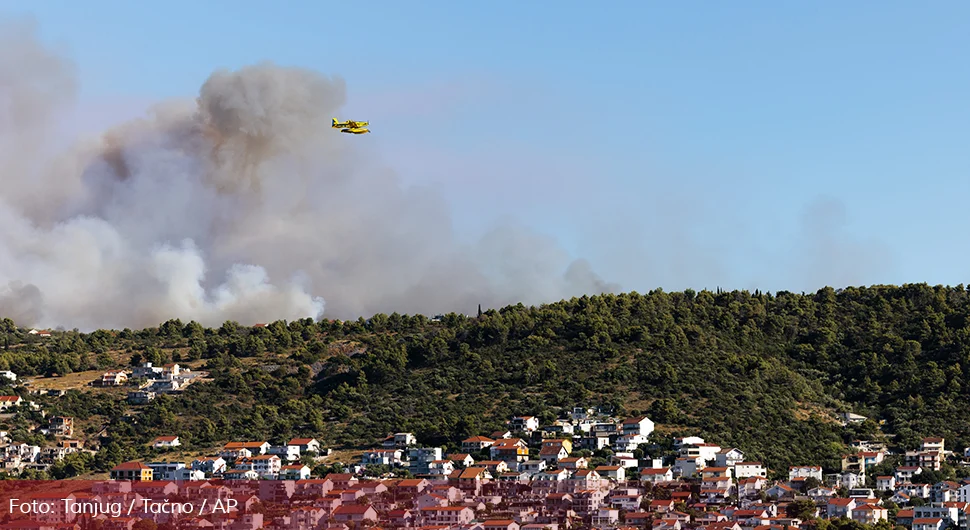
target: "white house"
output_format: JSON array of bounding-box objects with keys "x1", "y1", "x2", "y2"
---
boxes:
[
  {"x1": 249, "y1": 454, "x2": 283, "y2": 477},
  {"x1": 808, "y1": 486, "x2": 836, "y2": 501},
  {"x1": 837, "y1": 412, "x2": 868, "y2": 425},
  {"x1": 409, "y1": 447, "x2": 445, "y2": 474},
  {"x1": 789, "y1": 466, "x2": 823, "y2": 481},
  {"x1": 622, "y1": 416, "x2": 655, "y2": 437},
  {"x1": 287, "y1": 437, "x2": 322, "y2": 455},
  {"x1": 462, "y1": 436, "x2": 495, "y2": 453},
  {"x1": 539, "y1": 444, "x2": 569, "y2": 463},
  {"x1": 592, "y1": 508, "x2": 620, "y2": 527},
  {"x1": 640, "y1": 467, "x2": 674, "y2": 483},
  {"x1": 611, "y1": 452, "x2": 638, "y2": 469},
  {"x1": 851, "y1": 504, "x2": 888, "y2": 525},
  {"x1": 428, "y1": 460, "x2": 455, "y2": 476},
  {"x1": 827, "y1": 498, "x2": 857, "y2": 519},
  {"x1": 596, "y1": 465, "x2": 626, "y2": 482},
  {"x1": 899, "y1": 483, "x2": 931, "y2": 498},
  {"x1": 518, "y1": 459, "x2": 547, "y2": 476},
  {"x1": 957, "y1": 483, "x2": 970, "y2": 503},
  {"x1": 615, "y1": 434, "x2": 650, "y2": 452},
  {"x1": 162, "y1": 363, "x2": 181, "y2": 378},
  {"x1": 715, "y1": 448, "x2": 745, "y2": 467},
  {"x1": 734, "y1": 462, "x2": 767, "y2": 478},
  {"x1": 913, "y1": 518, "x2": 944, "y2": 530},
  {"x1": 674, "y1": 437, "x2": 705, "y2": 448},
  {"x1": 224, "y1": 468, "x2": 259, "y2": 480},
  {"x1": 896, "y1": 466, "x2": 923, "y2": 482},
  {"x1": 510, "y1": 416, "x2": 540, "y2": 432},
  {"x1": 544, "y1": 421, "x2": 575, "y2": 436},
  {"x1": 133, "y1": 362, "x2": 164, "y2": 379},
  {"x1": 221, "y1": 441, "x2": 271, "y2": 458},
  {"x1": 191, "y1": 456, "x2": 227, "y2": 475},
  {"x1": 147, "y1": 461, "x2": 185, "y2": 480},
  {"x1": 681, "y1": 443, "x2": 722, "y2": 462},
  {"x1": 152, "y1": 436, "x2": 181, "y2": 449},
  {"x1": 362, "y1": 449, "x2": 404, "y2": 466},
  {"x1": 383, "y1": 432, "x2": 417, "y2": 449},
  {"x1": 269, "y1": 444, "x2": 301, "y2": 461},
  {"x1": 876, "y1": 476, "x2": 896, "y2": 491},
  {"x1": 0, "y1": 371, "x2": 16, "y2": 382},
  {"x1": 673, "y1": 457, "x2": 702, "y2": 478},
  {"x1": 448, "y1": 453, "x2": 475, "y2": 468},
  {"x1": 834, "y1": 472, "x2": 865, "y2": 489},
  {"x1": 0, "y1": 395, "x2": 22, "y2": 410},
  {"x1": 279, "y1": 464, "x2": 312, "y2": 480}
]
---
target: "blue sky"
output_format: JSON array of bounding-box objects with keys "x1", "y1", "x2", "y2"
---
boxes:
[{"x1": 5, "y1": 1, "x2": 970, "y2": 294}]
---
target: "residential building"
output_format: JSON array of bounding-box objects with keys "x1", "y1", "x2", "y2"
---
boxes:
[
  {"x1": 151, "y1": 436, "x2": 181, "y2": 449},
  {"x1": 268, "y1": 443, "x2": 301, "y2": 462},
  {"x1": 383, "y1": 432, "x2": 417, "y2": 449},
  {"x1": 191, "y1": 457, "x2": 227, "y2": 475},
  {"x1": 147, "y1": 461, "x2": 187, "y2": 481},
  {"x1": 47, "y1": 416, "x2": 74, "y2": 437},
  {"x1": 876, "y1": 475, "x2": 896, "y2": 491},
  {"x1": 827, "y1": 498, "x2": 857, "y2": 519},
  {"x1": 510, "y1": 416, "x2": 540, "y2": 432},
  {"x1": 622, "y1": 416, "x2": 655, "y2": 437},
  {"x1": 0, "y1": 396, "x2": 23, "y2": 410},
  {"x1": 490, "y1": 438, "x2": 529, "y2": 463},
  {"x1": 155, "y1": 364, "x2": 181, "y2": 380},
  {"x1": 462, "y1": 436, "x2": 495, "y2": 453},
  {"x1": 248, "y1": 454, "x2": 283, "y2": 477},
  {"x1": 127, "y1": 391, "x2": 155, "y2": 404},
  {"x1": 681, "y1": 443, "x2": 722, "y2": 462},
  {"x1": 408, "y1": 447, "x2": 444, "y2": 474},
  {"x1": 640, "y1": 468, "x2": 674, "y2": 483},
  {"x1": 279, "y1": 464, "x2": 311, "y2": 480},
  {"x1": 913, "y1": 518, "x2": 944, "y2": 530},
  {"x1": 896, "y1": 466, "x2": 923, "y2": 482},
  {"x1": 789, "y1": 466, "x2": 823, "y2": 481},
  {"x1": 221, "y1": 441, "x2": 270, "y2": 458},
  {"x1": 596, "y1": 465, "x2": 626, "y2": 482},
  {"x1": 448, "y1": 453, "x2": 475, "y2": 467},
  {"x1": 110, "y1": 461, "x2": 154, "y2": 481},
  {"x1": 734, "y1": 462, "x2": 767, "y2": 478},
  {"x1": 132, "y1": 362, "x2": 164, "y2": 379},
  {"x1": 906, "y1": 450, "x2": 943, "y2": 471},
  {"x1": 715, "y1": 448, "x2": 745, "y2": 467},
  {"x1": 542, "y1": 438, "x2": 574, "y2": 454},
  {"x1": 362, "y1": 448, "x2": 404, "y2": 466},
  {"x1": 98, "y1": 370, "x2": 128, "y2": 386},
  {"x1": 287, "y1": 437, "x2": 322, "y2": 454}
]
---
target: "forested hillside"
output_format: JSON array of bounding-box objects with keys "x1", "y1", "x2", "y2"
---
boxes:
[{"x1": 2, "y1": 283, "x2": 969, "y2": 476}]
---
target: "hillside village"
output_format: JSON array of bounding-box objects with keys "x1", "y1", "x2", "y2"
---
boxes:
[
  {"x1": 0, "y1": 361, "x2": 198, "y2": 476},
  {"x1": 77, "y1": 408, "x2": 970, "y2": 530},
  {"x1": 6, "y1": 290, "x2": 970, "y2": 530}
]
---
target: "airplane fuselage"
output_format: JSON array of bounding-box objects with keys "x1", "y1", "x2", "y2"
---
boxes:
[{"x1": 333, "y1": 120, "x2": 368, "y2": 129}]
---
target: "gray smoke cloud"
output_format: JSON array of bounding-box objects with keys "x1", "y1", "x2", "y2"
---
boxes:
[
  {"x1": 0, "y1": 20, "x2": 617, "y2": 331},
  {"x1": 790, "y1": 195, "x2": 894, "y2": 292}
]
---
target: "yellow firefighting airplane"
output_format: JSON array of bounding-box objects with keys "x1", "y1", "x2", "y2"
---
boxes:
[{"x1": 332, "y1": 118, "x2": 370, "y2": 134}]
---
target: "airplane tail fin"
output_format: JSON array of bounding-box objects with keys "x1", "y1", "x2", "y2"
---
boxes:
[{"x1": 332, "y1": 118, "x2": 339, "y2": 127}]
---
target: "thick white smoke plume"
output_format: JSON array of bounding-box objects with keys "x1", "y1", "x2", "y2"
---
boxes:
[{"x1": 0, "y1": 21, "x2": 616, "y2": 331}]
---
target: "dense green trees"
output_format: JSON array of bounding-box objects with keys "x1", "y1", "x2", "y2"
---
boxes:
[{"x1": 5, "y1": 284, "x2": 970, "y2": 475}]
